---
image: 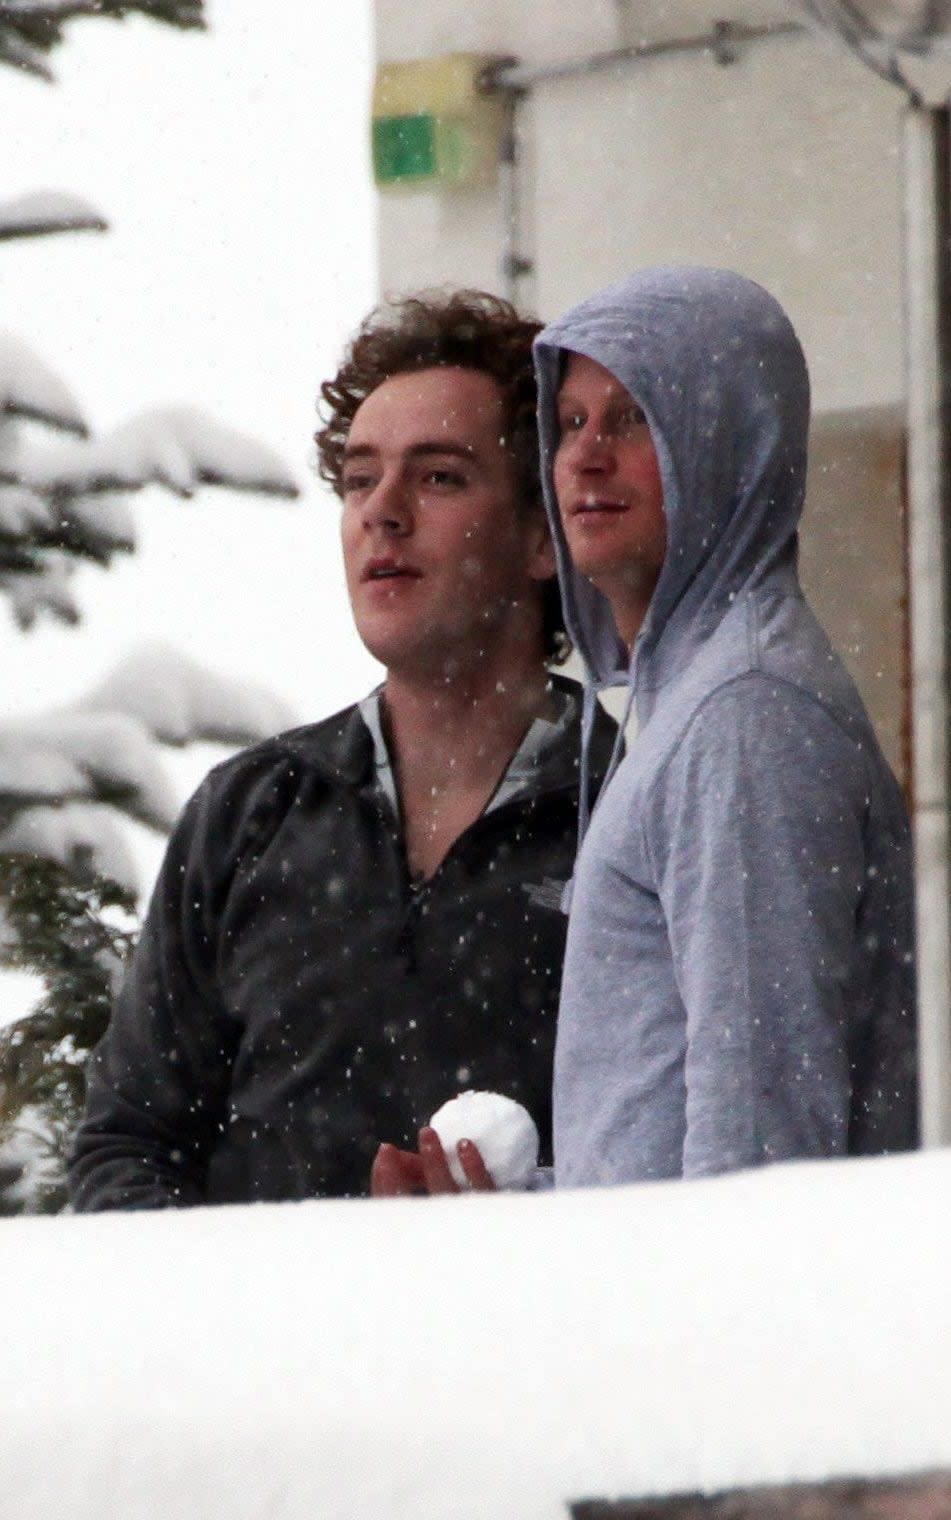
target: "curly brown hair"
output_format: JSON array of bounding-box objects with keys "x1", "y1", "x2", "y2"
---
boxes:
[{"x1": 315, "y1": 289, "x2": 568, "y2": 662}]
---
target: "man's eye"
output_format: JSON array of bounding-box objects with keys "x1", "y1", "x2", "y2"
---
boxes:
[
  {"x1": 342, "y1": 473, "x2": 375, "y2": 494},
  {"x1": 424, "y1": 468, "x2": 466, "y2": 488},
  {"x1": 558, "y1": 412, "x2": 584, "y2": 433},
  {"x1": 617, "y1": 406, "x2": 647, "y2": 430}
]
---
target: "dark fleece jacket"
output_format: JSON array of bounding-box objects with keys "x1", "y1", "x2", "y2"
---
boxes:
[{"x1": 70, "y1": 677, "x2": 615, "y2": 1209}]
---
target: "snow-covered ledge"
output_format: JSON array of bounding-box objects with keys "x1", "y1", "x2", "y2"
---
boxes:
[{"x1": 2, "y1": 1149, "x2": 950, "y2": 1519}]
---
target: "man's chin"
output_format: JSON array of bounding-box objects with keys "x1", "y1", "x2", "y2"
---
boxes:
[
  {"x1": 353, "y1": 600, "x2": 523, "y2": 683},
  {"x1": 356, "y1": 625, "x2": 483, "y2": 685},
  {"x1": 354, "y1": 624, "x2": 444, "y2": 678}
]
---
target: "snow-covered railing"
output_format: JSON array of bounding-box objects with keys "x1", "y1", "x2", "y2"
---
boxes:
[{"x1": 2, "y1": 1148, "x2": 950, "y2": 1519}]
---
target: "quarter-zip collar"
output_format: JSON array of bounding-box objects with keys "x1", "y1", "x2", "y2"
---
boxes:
[{"x1": 277, "y1": 673, "x2": 607, "y2": 804}]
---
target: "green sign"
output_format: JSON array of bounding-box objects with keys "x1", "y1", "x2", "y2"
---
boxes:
[{"x1": 373, "y1": 113, "x2": 437, "y2": 185}]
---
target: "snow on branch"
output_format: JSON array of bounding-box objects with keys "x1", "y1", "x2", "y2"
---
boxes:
[
  {"x1": 38, "y1": 490, "x2": 136, "y2": 565},
  {"x1": 0, "y1": 485, "x2": 51, "y2": 539},
  {"x1": 0, "y1": 646, "x2": 296, "y2": 879},
  {"x1": 0, "y1": 334, "x2": 86, "y2": 437},
  {"x1": 0, "y1": 403, "x2": 297, "y2": 628},
  {"x1": 0, "y1": 487, "x2": 133, "y2": 579},
  {"x1": 0, "y1": 709, "x2": 180, "y2": 830},
  {"x1": 0, "y1": 555, "x2": 79, "y2": 629},
  {"x1": 0, "y1": 24, "x2": 52, "y2": 78},
  {"x1": 76, "y1": 644, "x2": 297, "y2": 747},
  {"x1": 104, "y1": 0, "x2": 204, "y2": 23},
  {"x1": 0, "y1": 485, "x2": 52, "y2": 573},
  {"x1": 0, "y1": 802, "x2": 138, "y2": 892},
  {"x1": 0, "y1": 737, "x2": 88, "y2": 814},
  {"x1": 16, "y1": 405, "x2": 299, "y2": 499},
  {"x1": 0, "y1": 190, "x2": 107, "y2": 242},
  {"x1": 0, "y1": 0, "x2": 205, "y2": 21},
  {"x1": 0, "y1": 2, "x2": 205, "y2": 81}
]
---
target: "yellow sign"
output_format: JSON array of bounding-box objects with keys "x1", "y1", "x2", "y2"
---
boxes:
[{"x1": 372, "y1": 53, "x2": 508, "y2": 191}]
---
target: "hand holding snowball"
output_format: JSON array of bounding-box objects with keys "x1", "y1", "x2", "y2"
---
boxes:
[
  {"x1": 370, "y1": 1090, "x2": 539, "y2": 1198},
  {"x1": 371, "y1": 1125, "x2": 495, "y2": 1196},
  {"x1": 429, "y1": 1091, "x2": 539, "y2": 1189}
]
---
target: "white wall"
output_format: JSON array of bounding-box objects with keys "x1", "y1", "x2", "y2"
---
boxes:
[
  {"x1": 528, "y1": 37, "x2": 905, "y2": 415},
  {"x1": 375, "y1": 0, "x2": 912, "y2": 413}
]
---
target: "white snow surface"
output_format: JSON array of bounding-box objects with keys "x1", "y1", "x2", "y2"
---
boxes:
[
  {"x1": 429, "y1": 1089, "x2": 539, "y2": 1189},
  {"x1": 0, "y1": 189, "x2": 107, "y2": 241},
  {"x1": 15, "y1": 404, "x2": 300, "y2": 498},
  {"x1": 2, "y1": 1149, "x2": 951, "y2": 1518},
  {"x1": 0, "y1": 334, "x2": 85, "y2": 435}
]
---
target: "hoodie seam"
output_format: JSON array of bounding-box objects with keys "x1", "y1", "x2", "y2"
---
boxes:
[
  {"x1": 747, "y1": 592, "x2": 762, "y2": 670},
  {"x1": 647, "y1": 667, "x2": 866, "y2": 820}
]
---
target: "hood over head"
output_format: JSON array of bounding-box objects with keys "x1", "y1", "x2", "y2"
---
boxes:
[{"x1": 534, "y1": 266, "x2": 811, "y2": 687}]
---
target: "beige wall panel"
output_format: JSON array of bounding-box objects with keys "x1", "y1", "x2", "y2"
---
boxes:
[
  {"x1": 801, "y1": 408, "x2": 907, "y2": 781},
  {"x1": 576, "y1": 409, "x2": 909, "y2": 782}
]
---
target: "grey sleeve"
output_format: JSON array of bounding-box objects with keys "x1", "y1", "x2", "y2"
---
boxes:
[
  {"x1": 68, "y1": 780, "x2": 240, "y2": 1211},
  {"x1": 652, "y1": 677, "x2": 869, "y2": 1177}
]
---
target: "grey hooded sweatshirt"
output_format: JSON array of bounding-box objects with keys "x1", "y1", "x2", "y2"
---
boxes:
[{"x1": 534, "y1": 266, "x2": 918, "y2": 1187}]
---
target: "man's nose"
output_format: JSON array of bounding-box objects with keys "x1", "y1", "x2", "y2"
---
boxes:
[
  {"x1": 362, "y1": 472, "x2": 411, "y2": 534},
  {"x1": 572, "y1": 422, "x2": 613, "y2": 473}
]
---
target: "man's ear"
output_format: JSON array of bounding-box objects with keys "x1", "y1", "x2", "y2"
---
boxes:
[{"x1": 526, "y1": 514, "x2": 558, "y2": 583}]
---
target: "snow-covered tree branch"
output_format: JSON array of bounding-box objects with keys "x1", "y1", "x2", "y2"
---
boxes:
[
  {"x1": 0, "y1": 0, "x2": 305, "y2": 1211},
  {"x1": 0, "y1": 1, "x2": 204, "y2": 82}
]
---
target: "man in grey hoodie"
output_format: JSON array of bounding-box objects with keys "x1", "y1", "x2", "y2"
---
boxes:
[{"x1": 532, "y1": 265, "x2": 918, "y2": 1187}]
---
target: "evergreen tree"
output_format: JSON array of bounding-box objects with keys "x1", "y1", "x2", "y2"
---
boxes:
[
  {"x1": 0, "y1": 855, "x2": 136, "y2": 1214},
  {"x1": 0, "y1": 1, "x2": 299, "y2": 1210}
]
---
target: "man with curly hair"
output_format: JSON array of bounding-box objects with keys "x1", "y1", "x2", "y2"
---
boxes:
[{"x1": 69, "y1": 290, "x2": 615, "y2": 1209}]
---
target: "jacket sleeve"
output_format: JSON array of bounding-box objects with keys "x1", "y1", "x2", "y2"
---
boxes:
[
  {"x1": 68, "y1": 774, "x2": 243, "y2": 1211},
  {"x1": 650, "y1": 675, "x2": 870, "y2": 1177}
]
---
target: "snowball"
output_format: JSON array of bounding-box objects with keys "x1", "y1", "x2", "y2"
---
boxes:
[{"x1": 428, "y1": 1091, "x2": 539, "y2": 1191}]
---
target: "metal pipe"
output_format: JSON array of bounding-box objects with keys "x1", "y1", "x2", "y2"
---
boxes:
[
  {"x1": 902, "y1": 102, "x2": 951, "y2": 1146},
  {"x1": 484, "y1": 20, "x2": 803, "y2": 93},
  {"x1": 485, "y1": 19, "x2": 805, "y2": 301},
  {"x1": 497, "y1": 93, "x2": 532, "y2": 304}
]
